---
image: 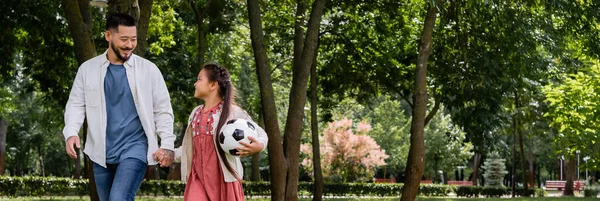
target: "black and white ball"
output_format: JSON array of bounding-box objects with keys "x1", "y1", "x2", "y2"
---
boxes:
[{"x1": 219, "y1": 118, "x2": 258, "y2": 156}]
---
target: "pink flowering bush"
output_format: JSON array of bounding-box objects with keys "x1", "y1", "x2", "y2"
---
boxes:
[{"x1": 301, "y1": 118, "x2": 388, "y2": 182}]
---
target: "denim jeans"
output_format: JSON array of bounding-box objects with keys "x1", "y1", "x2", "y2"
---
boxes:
[{"x1": 93, "y1": 158, "x2": 147, "y2": 201}]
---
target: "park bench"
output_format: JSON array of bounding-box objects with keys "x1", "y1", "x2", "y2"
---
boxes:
[
  {"x1": 545, "y1": 180, "x2": 585, "y2": 192},
  {"x1": 373, "y1": 178, "x2": 396, "y2": 183},
  {"x1": 421, "y1": 180, "x2": 433, "y2": 184},
  {"x1": 447, "y1": 180, "x2": 473, "y2": 186}
]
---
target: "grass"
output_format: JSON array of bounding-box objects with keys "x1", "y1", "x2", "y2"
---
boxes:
[{"x1": 0, "y1": 197, "x2": 597, "y2": 201}]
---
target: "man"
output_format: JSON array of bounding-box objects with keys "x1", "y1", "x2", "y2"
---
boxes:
[{"x1": 63, "y1": 13, "x2": 175, "y2": 201}]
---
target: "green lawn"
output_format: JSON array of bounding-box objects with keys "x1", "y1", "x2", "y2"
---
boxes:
[{"x1": 0, "y1": 197, "x2": 597, "y2": 201}]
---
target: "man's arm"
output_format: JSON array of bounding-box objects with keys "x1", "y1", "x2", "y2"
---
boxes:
[
  {"x1": 152, "y1": 66, "x2": 175, "y2": 151},
  {"x1": 63, "y1": 67, "x2": 86, "y2": 141},
  {"x1": 63, "y1": 67, "x2": 86, "y2": 158}
]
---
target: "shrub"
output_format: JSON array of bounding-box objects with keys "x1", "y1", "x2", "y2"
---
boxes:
[
  {"x1": 455, "y1": 186, "x2": 482, "y2": 198},
  {"x1": 0, "y1": 176, "x2": 455, "y2": 197},
  {"x1": 481, "y1": 186, "x2": 508, "y2": 197},
  {"x1": 535, "y1": 188, "x2": 547, "y2": 197},
  {"x1": 584, "y1": 186, "x2": 599, "y2": 198}
]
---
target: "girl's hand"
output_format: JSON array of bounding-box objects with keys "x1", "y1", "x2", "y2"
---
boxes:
[{"x1": 237, "y1": 136, "x2": 264, "y2": 157}]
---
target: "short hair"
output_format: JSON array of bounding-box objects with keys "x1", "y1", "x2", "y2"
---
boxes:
[{"x1": 106, "y1": 13, "x2": 136, "y2": 32}]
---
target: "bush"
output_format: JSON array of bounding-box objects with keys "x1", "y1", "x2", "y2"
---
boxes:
[
  {"x1": 0, "y1": 176, "x2": 455, "y2": 197},
  {"x1": 514, "y1": 187, "x2": 536, "y2": 197},
  {"x1": 535, "y1": 188, "x2": 548, "y2": 197},
  {"x1": 455, "y1": 186, "x2": 482, "y2": 198},
  {"x1": 481, "y1": 186, "x2": 508, "y2": 197},
  {"x1": 584, "y1": 186, "x2": 599, "y2": 197},
  {"x1": 420, "y1": 184, "x2": 454, "y2": 197},
  {"x1": 0, "y1": 176, "x2": 87, "y2": 197}
]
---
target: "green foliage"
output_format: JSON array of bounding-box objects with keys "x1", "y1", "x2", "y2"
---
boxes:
[
  {"x1": 481, "y1": 152, "x2": 508, "y2": 187},
  {"x1": 481, "y1": 186, "x2": 508, "y2": 198},
  {"x1": 0, "y1": 176, "x2": 87, "y2": 197},
  {"x1": 544, "y1": 62, "x2": 600, "y2": 166},
  {"x1": 432, "y1": 1, "x2": 554, "y2": 153},
  {"x1": 0, "y1": 176, "x2": 457, "y2": 197},
  {"x1": 147, "y1": 0, "x2": 182, "y2": 55},
  {"x1": 584, "y1": 186, "x2": 600, "y2": 198},
  {"x1": 367, "y1": 97, "x2": 411, "y2": 178},
  {"x1": 424, "y1": 107, "x2": 473, "y2": 181},
  {"x1": 319, "y1": 1, "x2": 424, "y2": 110},
  {"x1": 455, "y1": 186, "x2": 482, "y2": 198},
  {"x1": 512, "y1": 187, "x2": 536, "y2": 197},
  {"x1": 455, "y1": 186, "x2": 539, "y2": 198},
  {"x1": 535, "y1": 188, "x2": 548, "y2": 197}
]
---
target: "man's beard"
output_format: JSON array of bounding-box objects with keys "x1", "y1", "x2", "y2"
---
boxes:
[{"x1": 111, "y1": 42, "x2": 133, "y2": 62}]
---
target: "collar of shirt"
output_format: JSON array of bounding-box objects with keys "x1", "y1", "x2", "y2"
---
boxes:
[{"x1": 100, "y1": 50, "x2": 136, "y2": 69}]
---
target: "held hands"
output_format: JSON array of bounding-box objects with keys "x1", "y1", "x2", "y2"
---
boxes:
[
  {"x1": 65, "y1": 136, "x2": 81, "y2": 159},
  {"x1": 236, "y1": 136, "x2": 264, "y2": 157},
  {"x1": 153, "y1": 149, "x2": 175, "y2": 167}
]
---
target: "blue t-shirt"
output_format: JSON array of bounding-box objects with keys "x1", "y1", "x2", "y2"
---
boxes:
[{"x1": 104, "y1": 64, "x2": 148, "y2": 164}]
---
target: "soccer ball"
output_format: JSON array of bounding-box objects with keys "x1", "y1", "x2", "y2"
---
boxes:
[{"x1": 218, "y1": 118, "x2": 258, "y2": 156}]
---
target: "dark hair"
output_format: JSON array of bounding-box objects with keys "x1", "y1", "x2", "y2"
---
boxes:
[
  {"x1": 106, "y1": 13, "x2": 136, "y2": 31},
  {"x1": 202, "y1": 63, "x2": 240, "y2": 180}
]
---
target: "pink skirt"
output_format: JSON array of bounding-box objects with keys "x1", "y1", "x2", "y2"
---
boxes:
[{"x1": 183, "y1": 133, "x2": 244, "y2": 201}]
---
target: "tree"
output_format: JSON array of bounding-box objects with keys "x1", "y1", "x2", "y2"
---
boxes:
[
  {"x1": 0, "y1": 117, "x2": 5, "y2": 175},
  {"x1": 309, "y1": 43, "x2": 324, "y2": 200},
  {"x1": 400, "y1": 2, "x2": 437, "y2": 200},
  {"x1": 424, "y1": 107, "x2": 473, "y2": 183},
  {"x1": 544, "y1": 61, "x2": 600, "y2": 196},
  {"x1": 301, "y1": 118, "x2": 388, "y2": 182},
  {"x1": 183, "y1": 0, "x2": 239, "y2": 68},
  {"x1": 481, "y1": 152, "x2": 508, "y2": 187},
  {"x1": 367, "y1": 97, "x2": 411, "y2": 180},
  {"x1": 247, "y1": 0, "x2": 326, "y2": 200}
]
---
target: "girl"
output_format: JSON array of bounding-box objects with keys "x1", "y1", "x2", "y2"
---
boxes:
[{"x1": 177, "y1": 63, "x2": 268, "y2": 200}]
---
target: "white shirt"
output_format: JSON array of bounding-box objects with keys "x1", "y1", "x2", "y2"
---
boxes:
[{"x1": 63, "y1": 51, "x2": 175, "y2": 167}]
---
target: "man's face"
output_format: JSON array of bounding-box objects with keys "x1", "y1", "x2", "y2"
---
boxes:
[{"x1": 106, "y1": 25, "x2": 137, "y2": 62}]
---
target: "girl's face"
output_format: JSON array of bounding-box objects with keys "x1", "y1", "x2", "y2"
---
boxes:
[{"x1": 194, "y1": 69, "x2": 217, "y2": 99}]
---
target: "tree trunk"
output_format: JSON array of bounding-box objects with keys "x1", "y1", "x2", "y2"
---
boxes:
[
  {"x1": 82, "y1": 122, "x2": 100, "y2": 201},
  {"x1": 400, "y1": 4, "x2": 436, "y2": 201},
  {"x1": 190, "y1": 0, "x2": 208, "y2": 67},
  {"x1": 529, "y1": 148, "x2": 534, "y2": 187},
  {"x1": 291, "y1": 0, "x2": 307, "y2": 71},
  {"x1": 512, "y1": 112, "x2": 517, "y2": 197},
  {"x1": 251, "y1": 110, "x2": 266, "y2": 182},
  {"x1": 516, "y1": 91, "x2": 529, "y2": 195},
  {"x1": 247, "y1": 0, "x2": 287, "y2": 200},
  {"x1": 472, "y1": 153, "x2": 481, "y2": 186},
  {"x1": 38, "y1": 143, "x2": 45, "y2": 177},
  {"x1": 564, "y1": 157, "x2": 577, "y2": 196},
  {"x1": 283, "y1": 1, "x2": 326, "y2": 200},
  {"x1": 85, "y1": 155, "x2": 100, "y2": 201},
  {"x1": 74, "y1": 148, "x2": 81, "y2": 179},
  {"x1": 107, "y1": 0, "x2": 140, "y2": 21},
  {"x1": 145, "y1": 166, "x2": 160, "y2": 180},
  {"x1": 0, "y1": 117, "x2": 7, "y2": 175},
  {"x1": 62, "y1": 0, "x2": 97, "y2": 65},
  {"x1": 134, "y1": 0, "x2": 152, "y2": 57},
  {"x1": 310, "y1": 39, "x2": 323, "y2": 201}
]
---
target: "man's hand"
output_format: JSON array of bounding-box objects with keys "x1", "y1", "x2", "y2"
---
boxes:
[
  {"x1": 153, "y1": 149, "x2": 175, "y2": 167},
  {"x1": 237, "y1": 136, "x2": 264, "y2": 157},
  {"x1": 65, "y1": 136, "x2": 81, "y2": 159}
]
